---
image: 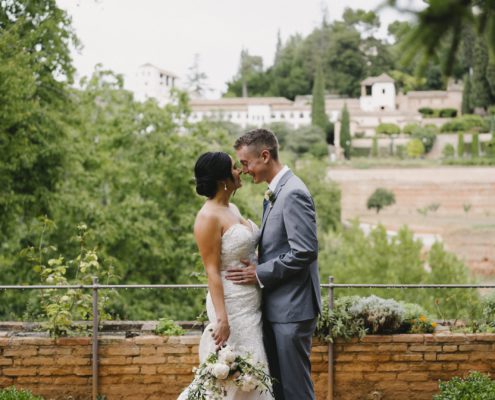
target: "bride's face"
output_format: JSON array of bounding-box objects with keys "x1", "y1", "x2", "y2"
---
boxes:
[{"x1": 230, "y1": 157, "x2": 242, "y2": 190}]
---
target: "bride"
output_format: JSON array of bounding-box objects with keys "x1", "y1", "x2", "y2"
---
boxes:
[{"x1": 178, "y1": 151, "x2": 273, "y2": 400}]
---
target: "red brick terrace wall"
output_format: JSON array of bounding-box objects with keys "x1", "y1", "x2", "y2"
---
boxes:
[{"x1": 0, "y1": 333, "x2": 494, "y2": 399}]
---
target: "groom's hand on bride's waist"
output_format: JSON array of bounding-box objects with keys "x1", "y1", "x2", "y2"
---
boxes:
[{"x1": 225, "y1": 259, "x2": 258, "y2": 285}]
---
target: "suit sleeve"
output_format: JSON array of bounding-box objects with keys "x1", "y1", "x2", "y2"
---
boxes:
[{"x1": 256, "y1": 189, "x2": 318, "y2": 288}]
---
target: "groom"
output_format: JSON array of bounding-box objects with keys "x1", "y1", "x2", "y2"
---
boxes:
[{"x1": 226, "y1": 128, "x2": 322, "y2": 400}]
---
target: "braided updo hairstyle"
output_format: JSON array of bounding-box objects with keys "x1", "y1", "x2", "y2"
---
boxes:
[{"x1": 194, "y1": 152, "x2": 233, "y2": 199}]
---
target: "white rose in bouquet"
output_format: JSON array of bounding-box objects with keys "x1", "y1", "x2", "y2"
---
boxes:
[
  {"x1": 211, "y1": 363, "x2": 230, "y2": 380},
  {"x1": 218, "y1": 346, "x2": 236, "y2": 364},
  {"x1": 239, "y1": 375, "x2": 257, "y2": 392}
]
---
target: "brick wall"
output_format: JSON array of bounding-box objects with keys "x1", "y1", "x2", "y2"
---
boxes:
[{"x1": 0, "y1": 333, "x2": 494, "y2": 400}]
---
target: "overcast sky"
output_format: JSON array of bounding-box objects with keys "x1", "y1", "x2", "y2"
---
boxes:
[{"x1": 56, "y1": 0, "x2": 423, "y2": 98}]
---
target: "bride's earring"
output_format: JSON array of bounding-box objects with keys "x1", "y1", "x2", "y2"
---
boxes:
[{"x1": 224, "y1": 182, "x2": 227, "y2": 191}]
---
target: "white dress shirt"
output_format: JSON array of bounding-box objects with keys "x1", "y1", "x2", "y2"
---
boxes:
[{"x1": 268, "y1": 165, "x2": 290, "y2": 192}]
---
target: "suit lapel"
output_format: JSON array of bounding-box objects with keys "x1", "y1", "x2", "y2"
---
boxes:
[{"x1": 260, "y1": 170, "x2": 293, "y2": 236}]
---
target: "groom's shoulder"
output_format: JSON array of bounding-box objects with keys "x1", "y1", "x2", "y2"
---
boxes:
[{"x1": 285, "y1": 173, "x2": 312, "y2": 197}]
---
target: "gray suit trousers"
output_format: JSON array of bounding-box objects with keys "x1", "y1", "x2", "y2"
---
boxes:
[{"x1": 263, "y1": 318, "x2": 317, "y2": 400}]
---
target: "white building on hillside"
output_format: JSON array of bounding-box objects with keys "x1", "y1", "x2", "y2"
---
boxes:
[
  {"x1": 359, "y1": 73, "x2": 396, "y2": 112},
  {"x1": 128, "y1": 63, "x2": 179, "y2": 105},
  {"x1": 189, "y1": 97, "x2": 313, "y2": 129}
]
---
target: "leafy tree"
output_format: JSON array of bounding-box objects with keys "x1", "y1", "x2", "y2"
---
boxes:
[
  {"x1": 387, "y1": 0, "x2": 495, "y2": 76},
  {"x1": 239, "y1": 49, "x2": 263, "y2": 97},
  {"x1": 470, "y1": 38, "x2": 493, "y2": 112},
  {"x1": 286, "y1": 125, "x2": 327, "y2": 158},
  {"x1": 411, "y1": 125, "x2": 437, "y2": 153},
  {"x1": 339, "y1": 104, "x2": 351, "y2": 159},
  {"x1": 0, "y1": 0, "x2": 77, "y2": 241},
  {"x1": 318, "y1": 222, "x2": 480, "y2": 319},
  {"x1": 367, "y1": 188, "x2": 396, "y2": 214},
  {"x1": 376, "y1": 123, "x2": 400, "y2": 135},
  {"x1": 186, "y1": 53, "x2": 210, "y2": 98}
]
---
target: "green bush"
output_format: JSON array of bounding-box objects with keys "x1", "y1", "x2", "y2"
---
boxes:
[
  {"x1": 407, "y1": 138, "x2": 425, "y2": 158},
  {"x1": 402, "y1": 123, "x2": 420, "y2": 135},
  {"x1": 0, "y1": 387, "x2": 44, "y2": 400},
  {"x1": 367, "y1": 188, "x2": 396, "y2": 214},
  {"x1": 442, "y1": 158, "x2": 495, "y2": 166},
  {"x1": 396, "y1": 304, "x2": 437, "y2": 334},
  {"x1": 482, "y1": 293, "x2": 495, "y2": 328},
  {"x1": 376, "y1": 123, "x2": 400, "y2": 135},
  {"x1": 442, "y1": 143, "x2": 455, "y2": 158},
  {"x1": 418, "y1": 107, "x2": 434, "y2": 116},
  {"x1": 411, "y1": 126, "x2": 437, "y2": 153},
  {"x1": 434, "y1": 371, "x2": 495, "y2": 400},
  {"x1": 349, "y1": 295, "x2": 404, "y2": 334},
  {"x1": 316, "y1": 296, "x2": 367, "y2": 343},
  {"x1": 441, "y1": 115, "x2": 490, "y2": 133},
  {"x1": 154, "y1": 318, "x2": 185, "y2": 336},
  {"x1": 439, "y1": 108, "x2": 458, "y2": 118}
]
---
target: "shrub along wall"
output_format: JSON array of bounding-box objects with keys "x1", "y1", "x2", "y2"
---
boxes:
[{"x1": 0, "y1": 333, "x2": 494, "y2": 399}]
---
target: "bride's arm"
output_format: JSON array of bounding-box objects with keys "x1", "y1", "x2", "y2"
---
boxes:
[{"x1": 194, "y1": 213, "x2": 230, "y2": 347}]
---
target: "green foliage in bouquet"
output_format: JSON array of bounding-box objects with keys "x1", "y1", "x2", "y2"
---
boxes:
[{"x1": 186, "y1": 346, "x2": 273, "y2": 400}]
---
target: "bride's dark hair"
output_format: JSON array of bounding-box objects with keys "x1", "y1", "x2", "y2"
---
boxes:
[{"x1": 194, "y1": 152, "x2": 233, "y2": 199}]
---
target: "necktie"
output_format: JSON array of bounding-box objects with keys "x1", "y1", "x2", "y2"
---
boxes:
[{"x1": 263, "y1": 198, "x2": 269, "y2": 216}]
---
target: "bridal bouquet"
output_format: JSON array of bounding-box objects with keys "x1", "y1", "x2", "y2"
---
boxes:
[{"x1": 186, "y1": 345, "x2": 273, "y2": 400}]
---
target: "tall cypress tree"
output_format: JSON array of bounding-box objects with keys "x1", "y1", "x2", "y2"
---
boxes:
[
  {"x1": 470, "y1": 38, "x2": 492, "y2": 112},
  {"x1": 457, "y1": 132, "x2": 465, "y2": 158},
  {"x1": 311, "y1": 62, "x2": 327, "y2": 130},
  {"x1": 462, "y1": 74, "x2": 472, "y2": 114},
  {"x1": 340, "y1": 104, "x2": 351, "y2": 159}
]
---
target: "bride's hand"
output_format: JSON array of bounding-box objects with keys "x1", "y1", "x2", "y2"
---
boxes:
[{"x1": 212, "y1": 319, "x2": 230, "y2": 348}]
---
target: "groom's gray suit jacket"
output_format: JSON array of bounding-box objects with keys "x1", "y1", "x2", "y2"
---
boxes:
[{"x1": 256, "y1": 170, "x2": 322, "y2": 322}]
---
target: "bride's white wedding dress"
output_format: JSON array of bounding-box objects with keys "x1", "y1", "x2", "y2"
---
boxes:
[{"x1": 178, "y1": 220, "x2": 273, "y2": 400}]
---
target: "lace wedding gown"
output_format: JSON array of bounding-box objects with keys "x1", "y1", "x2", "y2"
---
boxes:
[{"x1": 178, "y1": 220, "x2": 273, "y2": 400}]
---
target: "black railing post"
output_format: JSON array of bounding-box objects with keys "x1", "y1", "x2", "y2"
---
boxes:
[
  {"x1": 92, "y1": 277, "x2": 99, "y2": 400},
  {"x1": 328, "y1": 276, "x2": 334, "y2": 400}
]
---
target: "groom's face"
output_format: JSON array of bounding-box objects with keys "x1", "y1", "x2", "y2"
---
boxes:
[{"x1": 236, "y1": 145, "x2": 268, "y2": 184}]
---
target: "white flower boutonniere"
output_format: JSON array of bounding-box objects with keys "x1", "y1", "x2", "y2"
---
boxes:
[{"x1": 264, "y1": 189, "x2": 276, "y2": 208}]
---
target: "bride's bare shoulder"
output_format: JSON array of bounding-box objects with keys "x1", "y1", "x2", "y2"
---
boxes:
[
  {"x1": 228, "y1": 202, "x2": 241, "y2": 217},
  {"x1": 194, "y1": 206, "x2": 220, "y2": 232}
]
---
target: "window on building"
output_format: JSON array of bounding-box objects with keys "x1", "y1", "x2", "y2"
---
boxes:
[
  {"x1": 382, "y1": 89, "x2": 386, "y2": 94},
  {"x1": 380, "y1": 106, "x2": 385, "y2": 110},
  {"x1": 271, "y1": 114, "x2": 276, "y2": 119},
  {"x1": 366, "y1": 85, "x2": 372, "y2": 95},
  {"x1": 290, "y1": 113, "x2": 294, "y2": 118},
  {"x1": 280, "y1": 113, "x2": 285, "y2": 119},
  {"x1": 300, "y1": 113, "x2": 304, "y2": 118}
]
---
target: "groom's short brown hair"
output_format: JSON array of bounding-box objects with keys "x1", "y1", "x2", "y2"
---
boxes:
[{"x1": 234, "y1": 128, "x2": 279, "y2": 160}]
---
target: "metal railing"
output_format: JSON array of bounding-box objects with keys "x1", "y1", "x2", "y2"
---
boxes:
[{"x1": 1, "y1": 277, "x2": 495, "y2": 400}]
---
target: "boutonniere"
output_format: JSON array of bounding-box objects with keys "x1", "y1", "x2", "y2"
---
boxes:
[{"x1": 264, "y1": 189, "x2": 276, "y2": 208}]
